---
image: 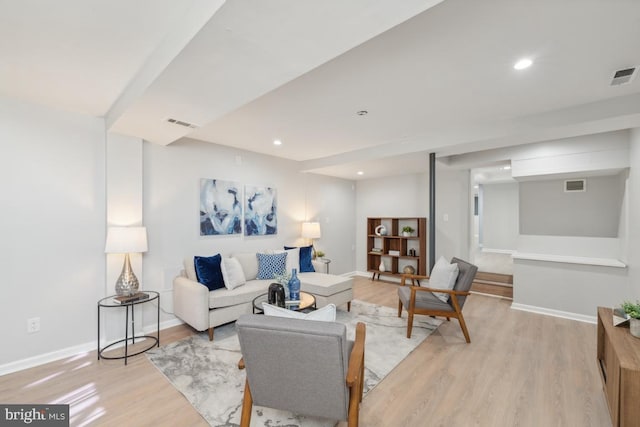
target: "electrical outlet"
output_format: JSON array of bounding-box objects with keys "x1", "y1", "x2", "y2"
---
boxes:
[{"x1": 27, "y1": 317, "x2": 40, "y2": 334}]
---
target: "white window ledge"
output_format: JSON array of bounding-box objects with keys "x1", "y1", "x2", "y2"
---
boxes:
[{"x1": 512, "y1": 252, "x2": 626, "y2": 268}]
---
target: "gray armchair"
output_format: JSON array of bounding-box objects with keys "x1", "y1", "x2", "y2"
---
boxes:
[
  {"x1": 236, "y1": 314, "x2": 366, "y2": 426},
  {"x1": 398, "y1": 257, "x2": 478, "y2": 342}
]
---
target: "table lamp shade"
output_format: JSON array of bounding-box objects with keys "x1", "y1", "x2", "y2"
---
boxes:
[
  {"x1": 301, "y1": 222, "x2": 321, "y2": 239},
  {"x1": 105, "y1": 226, "x2": 148, "y2": 296},
  {"x1": 105, "y1": 227, "x2": 148, "y2": 254}
]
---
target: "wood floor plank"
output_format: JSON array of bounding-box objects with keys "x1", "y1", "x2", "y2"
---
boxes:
[{"x1": 0, "y1": 277, "x2": 611, "y2": 426}]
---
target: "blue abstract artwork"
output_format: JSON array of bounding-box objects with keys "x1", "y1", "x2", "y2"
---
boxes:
[
  {"x1": 200, "y1": 179, "x2": 242, "y2": 236},
  {"x1": 244, "y1": 185, "x2": 277, "y2": 236}
]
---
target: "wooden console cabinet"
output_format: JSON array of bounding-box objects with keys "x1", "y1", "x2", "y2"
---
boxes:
[{"x1": 596, "y1": 307, "x2": 640, "y2": 427}]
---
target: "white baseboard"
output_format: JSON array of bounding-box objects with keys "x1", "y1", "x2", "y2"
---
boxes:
[
  {"x1": 481, "y1": 248, "x2": 516, "y2": 255},
  {"x1": 0, "y1": 317, "x2": 186, "y2": 377},
  {"x1": 510, "y1": 303, "x2": 596, "y2": 324},
  {"x1": 0, "y1": 341, "x2": 96, "y2": 377}
]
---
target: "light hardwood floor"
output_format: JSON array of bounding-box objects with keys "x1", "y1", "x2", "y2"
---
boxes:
[{"x1": 0, "y1": 277, "x2": 611, "y2": 427}]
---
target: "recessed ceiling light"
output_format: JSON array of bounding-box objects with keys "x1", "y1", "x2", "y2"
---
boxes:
[
  {"x1": 503, "y1": 165, "x2": 511, "y2": 170},
  {"x1": 273, "y1": 139, "x2": 282, "y2": 146},
  {"x1": 357, "y1": 171, "x2": 364, "y2": 175},
  {"x1": 474, "y1": 185, "x2": 479, "y2": 189},
  {"x1": 356, "y1": 110, "x2": 368, "y2": 116},
  {"x1": 514, "y1": 58, "x2": 533, "y2": 70}
]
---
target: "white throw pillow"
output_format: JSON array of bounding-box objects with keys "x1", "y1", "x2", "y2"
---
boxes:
[
  {"x1": 425, "y1": 256, "x2": 459, "y2": 303},
  {"x1": 221, "y1": 257, "x2": 246, "y2": 290},
  {"x1": 262, "y1": 303, "x2": 337, "y2": 322},
  {"x1": 233, "y1": 252, "x2": 259, "y2": 280}
]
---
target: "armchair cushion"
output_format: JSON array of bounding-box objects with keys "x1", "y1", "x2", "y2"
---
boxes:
[
  {"x1": 256, "y1": 252, "x2": 287, "y2": 279},
  {"x1": 427, "y1": 256, "x2": 459, "y2": 302},
  {"x1": 221, "y1": 256, "x2": 246, "y2": 290},
  {"x1": 398, "y1": 286, "x2": 454, "y2": 312},
  {"x1": 262, "y1": 303, "x2": 337, "y2": 321},
  {"x1": 194, "y1": 254, "x2": 225, "y2": 291}
]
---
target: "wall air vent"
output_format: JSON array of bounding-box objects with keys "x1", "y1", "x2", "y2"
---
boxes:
[
  {"x1": 610, "y1": 67, "x2": 637, "y2": 86},
  {"x1": 165, "y1": 118, "x2": 199, "y2": 129},
  {"x1": 564, "y1": 179, "x2": 586, "y2": 193}
]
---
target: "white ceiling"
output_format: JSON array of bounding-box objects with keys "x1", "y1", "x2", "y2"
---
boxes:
[{"x1": 2, "y1": 0, "x2": 640, "y2": 180}]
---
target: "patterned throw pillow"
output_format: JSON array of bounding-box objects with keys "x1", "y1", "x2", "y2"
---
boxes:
[
  {"x1": 194, "y1": 254, "x2": 225, "y2": 291},
  {"x1": 284, "y1": 245, "x2": 315, "y2": 273},
  {"x1": 256, "y1": 252, "x2": 287, "y2": 279}
]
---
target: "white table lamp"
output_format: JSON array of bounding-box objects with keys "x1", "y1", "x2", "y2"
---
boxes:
[
  {"x1": 301, "y1": 222, "x2": 321, "y2": 259},
  {"x1": 105, "y1": 226, "x2": 148, "y2": 296}
]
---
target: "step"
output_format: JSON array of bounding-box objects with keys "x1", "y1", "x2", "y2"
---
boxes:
[{"x1": 475, "y1": 271, "x2": 513, "y2": 285}]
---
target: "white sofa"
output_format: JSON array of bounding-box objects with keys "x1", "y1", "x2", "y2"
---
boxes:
[{"x1": 173, "y1": 252, "x2": 353, "y2": 341}]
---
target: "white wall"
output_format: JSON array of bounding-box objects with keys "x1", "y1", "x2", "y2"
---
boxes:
[
  {"x1": 354, "y1": 166, "x2": 470, "y2": 273},
  {"x1": 519, "y1": 175, "x2": 625, "y2": 237},
  {"x1": 629, "y1": 128, "x2": 640, "y2": 300},
  {"x1": 142, "y1": 138, "x2": 356, "y2": 317},
  {"x1": 0, "y1": 97, "x2": 105, "y2": 367},
  {"x1": 355, "y1": 173, "x2": 428, "y2": 272},
  {"x1": 435, "y1": 167, "x2": 470, "y2": 263},
  {"x1": 481, "y1": 182, "x2": 518, "y2": 251}
]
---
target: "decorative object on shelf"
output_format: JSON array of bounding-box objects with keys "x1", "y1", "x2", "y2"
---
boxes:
[
  {"x1": 403, "y1": 265, "x2": 416, "y2": 274},
  {"x1": 371, "y1": 247, "x2": 383, "y2": 253},
  {"x1": 105, "y1": 226, "x2": 148, "y2": 296},
  {"x1": 315, "y1": 250, "x2": 325, "y2": 259},
  {"x1": 622, "y1": 300, "x2": 640, "y2": 338},
  {"x1": 288, "y1": 268, "x2": 301, "y2": 301},
  {"x1": 378, "y1": 261, "x2": 386, "y2": 272},
  {"x1": 409, "y1": 248, "x2": 417, "y2": 257},
  {"x1": 374, "y1": 225, "x2": 387, "y2": 236},
  {"x1": 388, "y1": 250, "x2": 400, "y2": 256},
  {"x1": 268, "y1": 283, "x2": 286, "y2": 308},
  {"x1": 301, "y1": 221, "x2": 321, "y2": 258},
  {"x1": 401, "y1": 226, "x2": 415, "y2": 237},
  {"x1": 245, "y1": 185, "x2": 277, "y2": 236}
]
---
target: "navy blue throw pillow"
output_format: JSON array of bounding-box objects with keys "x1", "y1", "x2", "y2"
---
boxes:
[
  {"x1": 284, "y1": 245, "x2": 315, "y2": 273},
  {"x1": 194, "y1": 254, "x2": 225, "y2": 291}
]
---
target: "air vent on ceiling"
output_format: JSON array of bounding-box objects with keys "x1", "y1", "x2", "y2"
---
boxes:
[
  {"x1": 564, "y1": 179, "x2": 586, "y2": 192},
  {"x1": 610, "y1": 67, "x2": 637, "y2": 86},
  {"x1": 165, "y1": 118, "x2": 199, "y2": 129}
]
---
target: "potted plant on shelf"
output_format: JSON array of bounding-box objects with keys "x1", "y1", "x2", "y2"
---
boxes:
[
  {"x1": 622, "y1": 300, "x2": 640, "y2": 338},
  {"x1": 316, "y1": 250, "x2": 325, "y2": 259},
  {"x1": 401, "y1": 226, "x2": 415, "y2": 237}
]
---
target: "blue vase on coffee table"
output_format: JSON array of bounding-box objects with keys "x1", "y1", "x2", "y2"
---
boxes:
[{"x1": 288, "y1": 268, "x2": 300, "y2": 301}]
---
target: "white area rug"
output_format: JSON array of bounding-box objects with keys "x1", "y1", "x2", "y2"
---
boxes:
[{"x1": 147, "y1": 300, "x2": 440, "y2": 426}]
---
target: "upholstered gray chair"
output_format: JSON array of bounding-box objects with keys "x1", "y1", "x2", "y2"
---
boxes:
[
  {"x1": 236, "y1": 314, "x2": 366, "y2": 427},
  {"x1": 398, "y1": 257, "x2": 478, "y2": 342}
]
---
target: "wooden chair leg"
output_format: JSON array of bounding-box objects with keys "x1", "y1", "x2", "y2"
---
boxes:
[
  {"x1": 457, "y1": 313, "x2": 471, "y2": 343},
  {"x1": 397, "y1": 300, "x2": 403, "y2": 317},
  {"x1": 240, "y1": 379, "x2": 253, "y2": 427},
  {"x1": 208, "y1": 327, "x2": 214, "y2": 341},
  {"x1": 407, "y1": 311, "x2": 414, "y2": 338},
  {"x1": 348, "y1": 380, "x2": 360, "y2": 427},
  {"x1": 347, "y1": 301, "x2": 351, "y2": 312}
]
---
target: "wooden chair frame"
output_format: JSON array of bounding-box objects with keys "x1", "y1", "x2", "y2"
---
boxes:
[
  {"x1": 239, "y1": 322, "x2": 366, "y2": 427},
  {"x1": 398, "y1": 274, "x2": 472, "y2": 343}
]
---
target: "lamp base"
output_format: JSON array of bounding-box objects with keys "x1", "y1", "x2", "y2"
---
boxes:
[{"x1": 115, "y1": 253, "x2": 140, "y2": 296}]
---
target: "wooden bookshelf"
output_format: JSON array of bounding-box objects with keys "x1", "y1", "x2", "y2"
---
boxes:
[{"x1": 366, "y1": 217, "x2": 427, "y2": 280}]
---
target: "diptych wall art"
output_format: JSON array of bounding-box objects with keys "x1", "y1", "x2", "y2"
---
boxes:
[
  {"x1": 244, "y1": 185, "x2": 277, "y2": 236},
  {"x1": 200, "y1": 179, "x2": 242, "y2": 236}
]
